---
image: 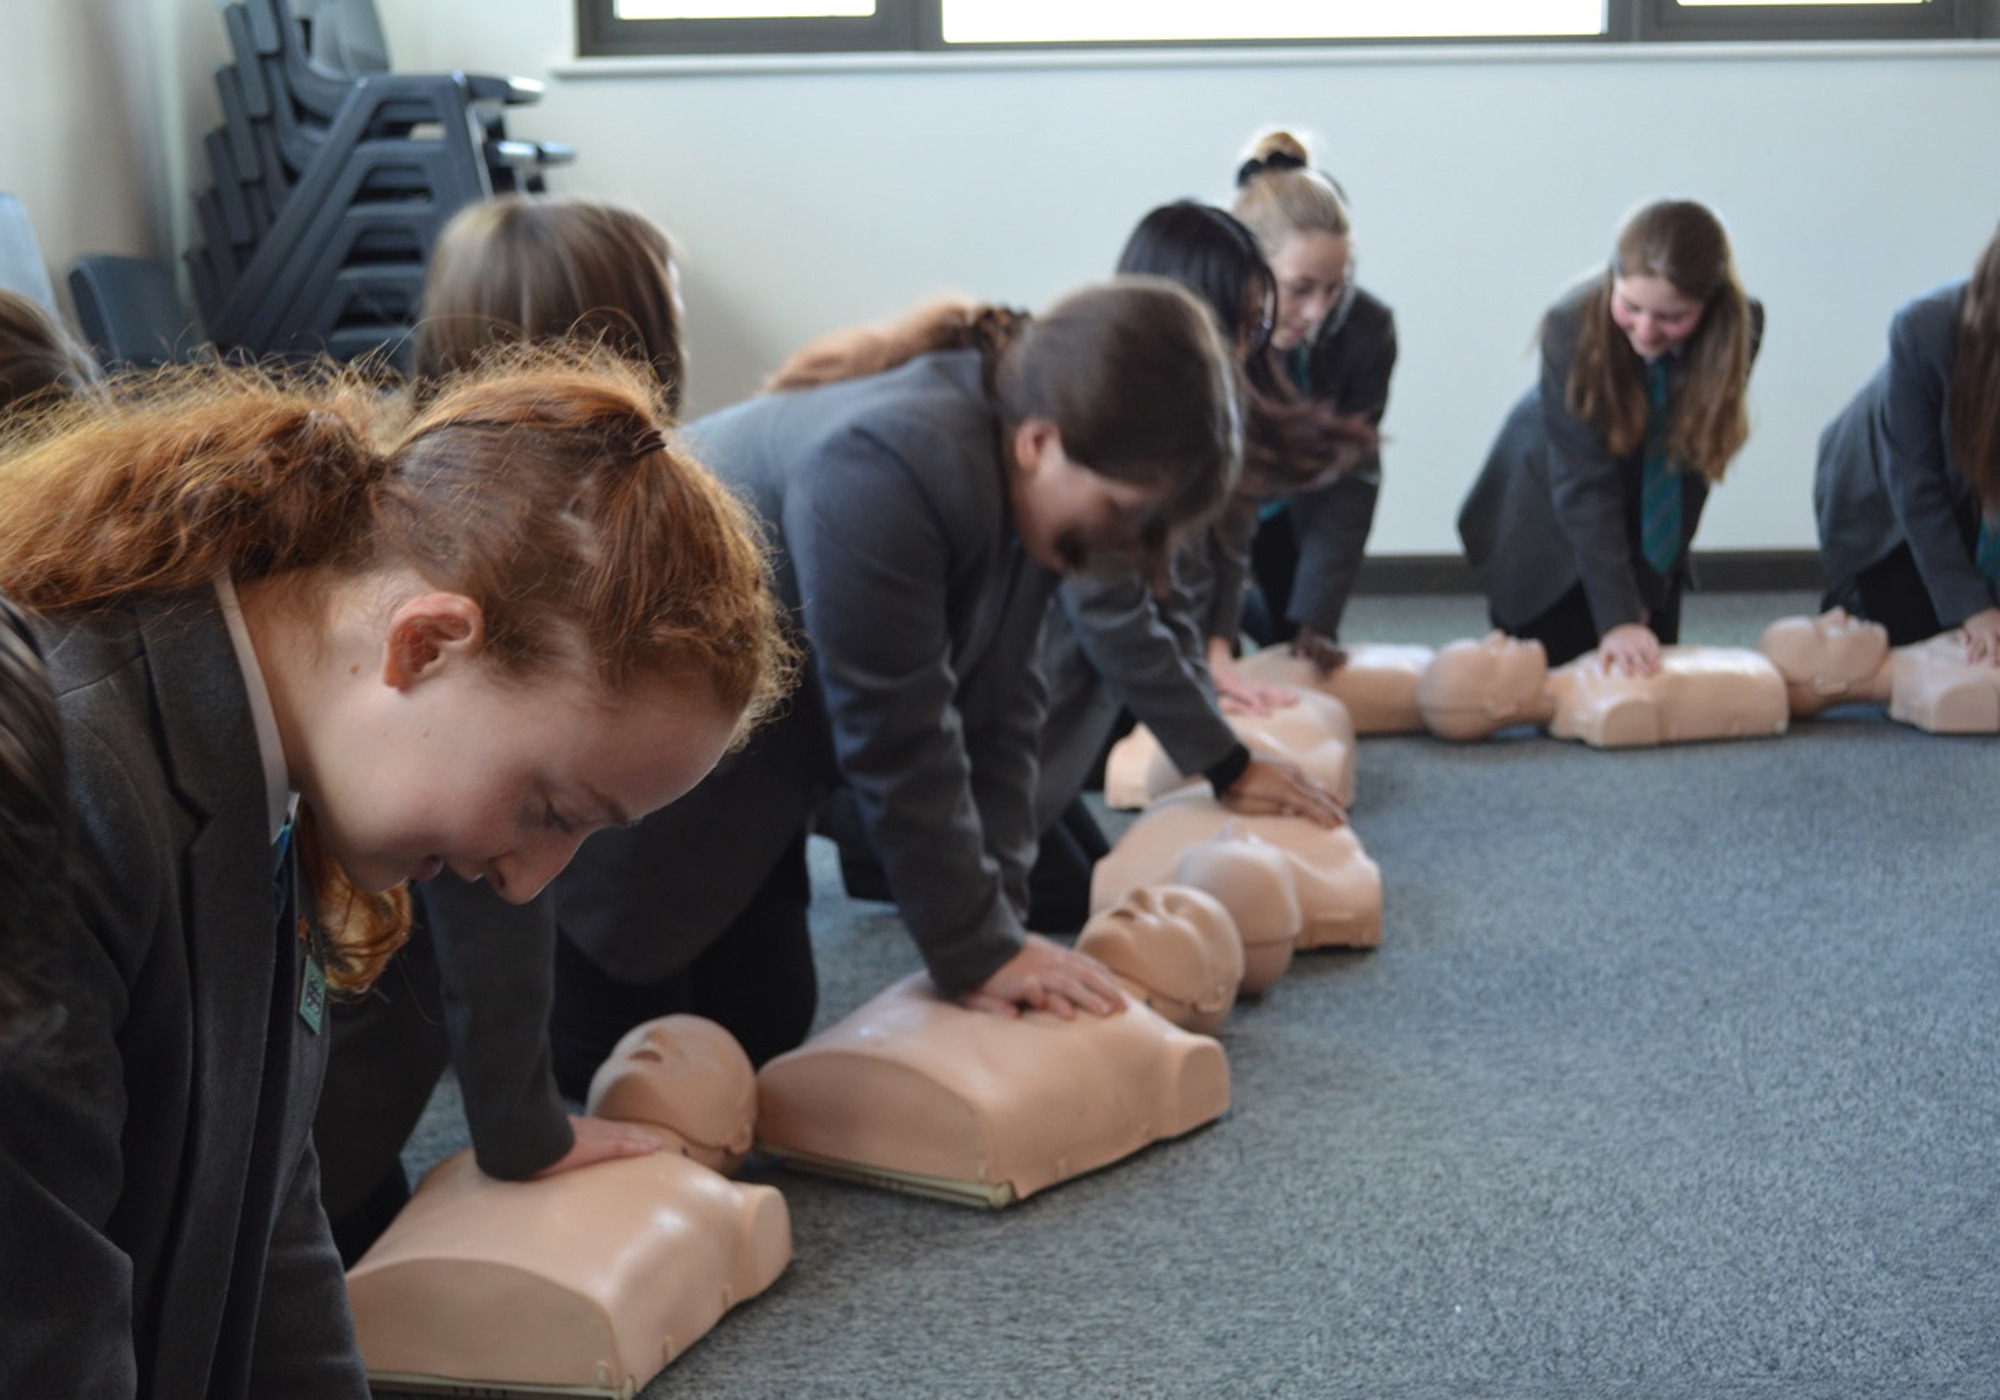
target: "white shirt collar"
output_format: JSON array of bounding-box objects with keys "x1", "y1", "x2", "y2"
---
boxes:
[{"x1": 213, "y1": 574, "x2": 296, "y2": 843}]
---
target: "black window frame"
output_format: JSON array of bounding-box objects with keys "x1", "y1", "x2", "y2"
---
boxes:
[{"x1": 574, "y1": 0, "x2": 1996, "y2": 57}]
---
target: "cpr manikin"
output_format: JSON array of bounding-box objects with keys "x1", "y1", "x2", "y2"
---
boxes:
[
  {"x1": 1090, "y1": 787, "x2": 1383, "y2": 951},
  {"x1": 1235, "y1": 642, "x2": 1436, "y2": 735},
  {"x1": 1416, "y1": 631, "x2": 1789, "y2": 747},
  {"x1": 1074, "y1": 885, "x2": 1244, "y2": 1034},
  {"x1": 346, "y1": 1016, "x2": 790, "y2": 1399},
  {"x1": 1758, "y1": 608, "x2": 2000, "y2": 733},
  {"x1": 1104, "y1": 685, "x2": 1358, "y2": 810},
  {"x1": 754, "y1": 907, "x2": 1233, "y2": 1207}
]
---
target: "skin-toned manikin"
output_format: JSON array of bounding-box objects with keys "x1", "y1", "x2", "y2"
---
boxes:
[
  {"x1": 1104, "y1": 685, "x2": 1358, "y2": 811},
  {"x1": 1173, "y1": 829, "x2": 1306, "y2": 995},
  {"x1": 345, "y1": 1017, "x2": 789, "y2": 1398},
  {"x1": 1090, "y1": 786, "x2": 1383, "y2": 951},
  {"x1": 1075, "y1": 886, "x2": 1244, "y2": 1035},
  {"x1": 1417, "y1": 632, "x2": 1790, "y2": 747},
  {"x1": 753, "y1": 971, "x2": 1231, "y2": 1208},
  {"x1": 1759, "y1": 608, "x2": 2000, "y2": 733},
  {"x1": 1235, "y1": 642, "x2": 1436, "y2": 736}
]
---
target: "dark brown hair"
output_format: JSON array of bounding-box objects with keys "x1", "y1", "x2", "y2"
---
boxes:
[
  {"x1": 1564, "y1": 199, "x2": 1753, "y2": 482},
  {"x1": 0, "y1": 354, "x2": 791, "y2": 988},
  {"x1": 1950, "y1": 220, "x2": 2000, "y2": 506},
  {"x1": 0, "y1": 291, "x2": 98, "y2": 415},
  {"x1": 768, "y1": 280, "x2": 1244, "y2": 574},
  {"x1": 414, "y1": 197, "x2": 686, "y2": 416}
]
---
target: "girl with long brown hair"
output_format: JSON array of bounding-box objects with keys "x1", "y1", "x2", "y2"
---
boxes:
[
  {"x1": 1458, "y1": 199, "x2": 1761, "y2": 674},
  {"x1": 1815, "y1": 219, "x2": 2000, "y2": 658},
  {"x1": 0, "y1": 355, "x2": 787, "y2": 1395}
]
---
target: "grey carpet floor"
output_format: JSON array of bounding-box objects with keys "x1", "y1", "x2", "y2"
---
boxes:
[{"x1": 394, "y1": 593, "x2": 2000, "y2": 1399}]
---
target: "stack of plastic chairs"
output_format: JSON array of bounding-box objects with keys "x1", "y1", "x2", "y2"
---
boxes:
[{"x1": 185, "y1": 0, "x2": 574, "y2": 368}]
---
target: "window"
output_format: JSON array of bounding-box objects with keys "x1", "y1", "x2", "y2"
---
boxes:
[{"x1": 574, "y1": 0, "x2": 1991, "y2": 55}]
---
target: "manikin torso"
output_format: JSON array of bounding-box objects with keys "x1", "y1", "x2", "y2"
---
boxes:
[
  {"x1": 1235, "y1": 642, "x2": 1435, "y2": 735},
  {"x1": 753, "y1": 956, "x2": 1232, "y2": 1208},
  {"x1": 1417, "y1": 632, "x2": 1790, "y2": 747},
  {"x1": 1103, "y1": 685, "x2": 1358, "y2": 810},
  {"x1": 1090, "y1": 786, "x2": 1382, "y2": 951},
  {"x1": 345, "y1": 1017, "x2": 790, "y2": 1400},
  {"x1": 1759, "y1": 608, "x2": 2000, "y2": 733}
]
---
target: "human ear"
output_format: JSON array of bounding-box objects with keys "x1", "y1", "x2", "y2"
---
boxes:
[
  {"x1": 1011, "y1": 418, "x2": 1063, "y2": 476},
  {"x1": 381, "y1": 593, "x2": 486, "y2": 691}
]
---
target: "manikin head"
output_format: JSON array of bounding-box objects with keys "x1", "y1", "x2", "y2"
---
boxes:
[
  {"x1": 1418, "y1": 632, "x2": 1554, "y2": 740},
  {"x1": 1076, "y1": 886, "x2": 1243, "y2": 1035},
  {"x1": 1172, "y1": 828, "x2": 1303, "y2": 995},
  {"x1": 1757, "y1": 609, "x2": 1892, "y2": 711},
  {"x1": 586, "y1": 1014, "x2": 758, "y2": 1174}
]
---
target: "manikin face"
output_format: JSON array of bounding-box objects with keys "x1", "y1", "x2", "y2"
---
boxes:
[
  {"x1": 306, "y1": 603, "x2": 740, "y2": 902},
  {"x1": 1609, "y1": 274, "x2": 1707, "y2": 361},
  {"x1": 1266, "y1": 229, "x2": 1352, "y2": 352},
  {"x1": 1008, "y1": 419, "x2": 1169, "y2": 574}
]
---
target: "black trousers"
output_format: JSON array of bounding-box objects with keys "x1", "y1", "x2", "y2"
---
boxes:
[
  {"x1": 548, "y1": 828, "x2": 818, "y2": 1100},
  {"x1": 1501, "y1": 578, "x2": 1684, "y2": 669},
  {"x1": 1826, "y1": 543, "x2": 1949, "y2": 648}
]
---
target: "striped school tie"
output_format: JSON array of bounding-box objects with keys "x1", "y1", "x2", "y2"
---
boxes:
[
  {"x1": 1639, "y1": 358, "x2": 1683, "y2": 576},
  {"x1": 1977, "y1": 514, "x2": 2000, "y2": 590}
]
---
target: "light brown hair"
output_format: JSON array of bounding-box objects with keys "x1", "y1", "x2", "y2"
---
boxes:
[
  {"x1": 1950, "y1": 220, "x2": 2000, "y2": 506},
  {"x1": 414, "y1": 196, "x2": 686, "y2": 415},
  {"x1": 0, "y1": 291, "x2": 98, "y2": 415},
  {"x1": 0, "y1": 354, "x2": 791, "y2": 988},
  {"x1": 1565, "y1": 199, "x2": 1753, "y2": 482}
]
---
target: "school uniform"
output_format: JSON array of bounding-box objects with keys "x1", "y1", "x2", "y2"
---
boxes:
[
  {"x1": 545, "y1": 349, "x2": 1060, "y2": 1086},
  {"x1": 1457, "y1": 283, "x2": 1764, "y2": 665},
  {"x1": 1814, "y1": 280, "x2": 1992, "y2": 644},
  {"x1": 1251, "y1": 286, "x2": 1398, "y2": 642},
  {"x1": 0, "y1": 590, "x2": 365, "y2": 1397}
]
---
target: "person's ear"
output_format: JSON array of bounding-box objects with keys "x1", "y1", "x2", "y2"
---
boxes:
[
  {"x1": 381, "y1": 593, "x2": 486, "y2": 691},
  {"x1": 1011, "y1": 418, "x2": 1063, "y2": 475}
]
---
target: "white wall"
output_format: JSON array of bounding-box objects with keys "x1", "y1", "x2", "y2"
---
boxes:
[{"x1": 15, "y1": 3, "x2": 2000, "y2": 555}]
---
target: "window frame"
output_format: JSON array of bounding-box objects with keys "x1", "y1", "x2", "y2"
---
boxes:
[{"x1": 574, "y1": 0, "x2": 1995, "y2": 56}]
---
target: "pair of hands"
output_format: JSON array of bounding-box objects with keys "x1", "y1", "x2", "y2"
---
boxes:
[
  {"x1": 542, "y1": 932, "x2": 1135, "y2": 1184},
  {"x1": 1958, "y1": 607, "x2": 2000, "y2": 666}
]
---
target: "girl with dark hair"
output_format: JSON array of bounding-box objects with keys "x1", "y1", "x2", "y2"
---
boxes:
[
  {"x1": 1458, "y1": 198, "x2": 1762, "y2": 674},
  {"x1": 1814, "y1": 219, "x2": 2000, "y2": 658},
  {"x1": 0, "y1": 355, "x2": 789, "y2": 1395},
  {"x1": 1021, "y1": 202, "x2": 1357, "y2": 927},
  {"x1": 1232, "y1": 128, "x2": 1401, "y2": 669},
  {"x1": 540, "y1": 278, "x2": 1246, "y2": 1096}
]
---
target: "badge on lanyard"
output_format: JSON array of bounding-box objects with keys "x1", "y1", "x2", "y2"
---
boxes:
[{"x1": 299, "y1": 945, "x2": 327, "y2": 1035}]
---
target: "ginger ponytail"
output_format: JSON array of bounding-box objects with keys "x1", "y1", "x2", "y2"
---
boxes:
[{"x1": 0, "y1": 372, "x2": 388, "y2": 612}]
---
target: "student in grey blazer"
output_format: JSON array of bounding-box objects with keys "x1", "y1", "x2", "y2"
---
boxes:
[
  {"x1": 0, "y1": 356, "x2": 788, "y2": 1394},
  {"x1": 543, "y1": 281, "x2": 1244, "y2": 1096},
  {"x1": 1458, "y1": 199, "x2": 1762, "y2": 674},
  {"x1": 1814, "y1": 221, "x2": 2000, "y2": 656},
  {"x1": 1232, "y1": 129, "x2": 1400, "y2": 666}
]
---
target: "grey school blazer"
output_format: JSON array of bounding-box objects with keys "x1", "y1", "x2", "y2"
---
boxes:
[
  {"x1": 555, "y1": 349, "x2": 1057, "y2": 999},
  {"x1": 1814, "y1": 280, "x2": 1994, "y2": 629},
  {"x1": 1458, "y1": 283, "x2": 1765, "y2": 634},
  {"x1": 0, "y1": 594, "x2": 365, "y2": 1397}
]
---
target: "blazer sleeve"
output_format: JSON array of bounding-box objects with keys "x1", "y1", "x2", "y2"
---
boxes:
[
  {"x1": 1198, "y1": 500, "x2": 1259, "y2": 647},
  {"x1": 783, "y1": 425, "x2": 1026, "y2": 997},
  {"x1": 245, "y1": 1139, "x2": 369, "y2": 1396},
  {"x1": 424, "y1": 879, "x2": 574, "y2": 1179},
  {"x1": 1882, "y1": 297, "x2": 1993, "y2": 628},
  {"x1": 1286, "y1": 298, "x2": 1398, "y2": 637},
  {"x1": 956, "y1": 620, "x2": 1047, "y2": 928},
  {"x1": 1055, "y1": 565, "x2": 1239, "y2": 782},
  {"x1": 0, "y1": 725, "x2": 152, "y2": 1397},
  {"x1": 1538, "y1": 310, "x2": 1649, "y2": 635}
]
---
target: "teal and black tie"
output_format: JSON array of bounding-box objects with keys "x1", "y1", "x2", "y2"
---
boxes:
[
  {"x1": 1976, "y1": 513, "x2": 2000, "y2": 590},
  {"x1": 1639, "y1": 358, "x2": 1683, "y2": 576}
]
